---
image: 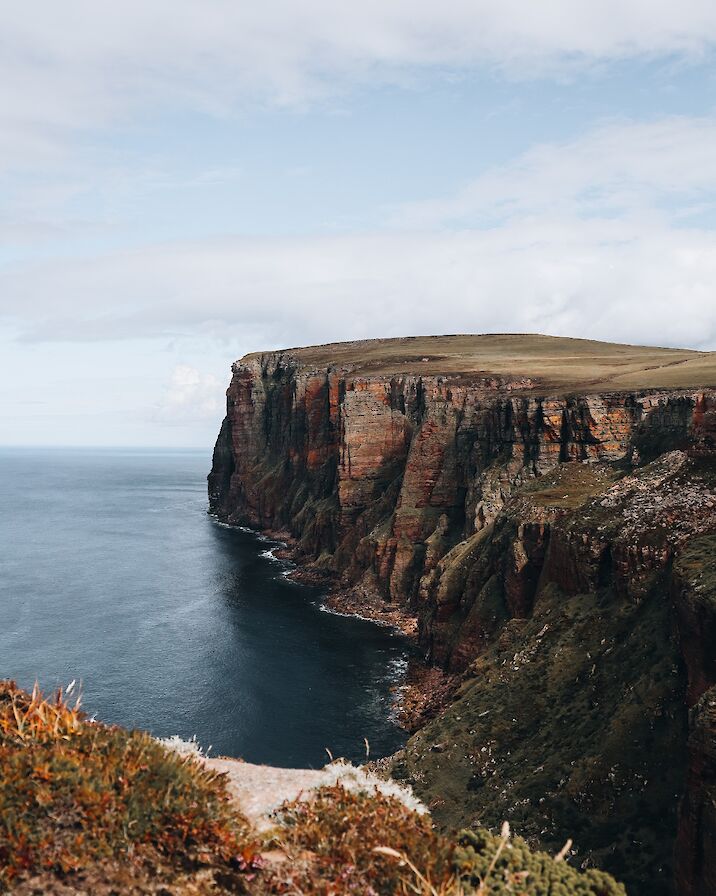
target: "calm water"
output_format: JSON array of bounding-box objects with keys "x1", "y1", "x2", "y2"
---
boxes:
[{"x1": 0, "y1": 447, "x2": 408, "y2": 766}]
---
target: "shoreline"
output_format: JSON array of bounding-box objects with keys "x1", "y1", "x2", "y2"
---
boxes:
[
  {"x1": 277, "y1": 536, "x2": 418, "y2": 638},
  {"x1": 210, "y1": 513, "x2": 419, "y2": 641},
  {"x1": 267, "y1": 529, "x2": 419, "y2": 640},
  {"x1": 207, "y1": 512, "x2": 457, "y2": 732}
]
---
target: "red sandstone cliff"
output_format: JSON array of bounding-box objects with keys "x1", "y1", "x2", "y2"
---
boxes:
[
  {"x1": 209, "y1": 345, "x2": 713, "y2": 647},
  {"x1": 209, "y1": 335, "x2": 716, "y2": 896}
]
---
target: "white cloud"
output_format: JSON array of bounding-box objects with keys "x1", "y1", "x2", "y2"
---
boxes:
[
  {"x1": 2, "y1": 215, "x2": 715, "y2": 352},
  {"x1": 393, "y1": 117, "x2": 716, "y2": 228},
  {"x1": 2, "y1": 2, "x2": 716, "y2": 172},
  {"x1": 4, "y1": 6, "x2": 715, "y2": 447},
  {"x1": 157, "y1": 365, "x2": 225, "y2": 423},
  {"x1": 2, "y1": 116, "x2": 715, "y2": 353}
]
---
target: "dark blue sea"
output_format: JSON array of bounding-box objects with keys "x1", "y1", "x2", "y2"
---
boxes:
[{"x1": 0, "y1": 447, "x2": 408, "y2": 767}]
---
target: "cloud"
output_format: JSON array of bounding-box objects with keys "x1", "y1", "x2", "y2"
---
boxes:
[
  {"x1": 2, "y1": 220, "x2": 715, "y2": 353},
  {"x1": 156, "y1": 365, "x2": 225, "y2": 423},
  {"x1": 2, "y1": 115, "x2": 715, "y2": 354},
  {"x1": 2, "y1": 2, "x2": 716, "y2": 173},
  {"x1": 393, "y1": 117, "x2": 716, "y2": 229}
]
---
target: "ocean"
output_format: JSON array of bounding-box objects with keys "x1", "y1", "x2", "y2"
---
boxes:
[{"x1": 0, "y1": 447, "x2": 408, "y2": 767}]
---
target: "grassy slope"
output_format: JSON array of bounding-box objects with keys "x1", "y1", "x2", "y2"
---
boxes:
[
  {"x1": 243, "y1": 333, "x2": 716, "y2": 392},
  {"x1": 0, "y1": 682, "x2": 257, "y2": 893},
  {"x1": 389, "y1": 454, "x2": 716, "y2": 896},
  {"x1": 0, "y1": 682, "x2": 625, "y2": 895},
  {"x1": 393, "y1": 578, "x2": 686, "y2": 894}
]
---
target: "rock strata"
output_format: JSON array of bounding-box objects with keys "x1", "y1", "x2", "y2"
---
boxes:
[{"x1": 209, "y1": 335, "x2": 716, "y2": 896}]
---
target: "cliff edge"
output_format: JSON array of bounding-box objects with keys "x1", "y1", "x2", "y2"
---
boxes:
[{"x1": 209, "y1": 333, "x2": 716, "y2": 896}]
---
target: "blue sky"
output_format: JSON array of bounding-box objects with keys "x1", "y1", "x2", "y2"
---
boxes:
[{"x1": 1, "y1": 2, "x2": 716, "y2": 446}]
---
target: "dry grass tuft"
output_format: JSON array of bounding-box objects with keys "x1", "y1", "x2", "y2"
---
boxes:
[
  {"x1": 262, "y1": 783, "x2": 451, "y2": 894},
  {"x1": 0, "y1": 680, "x2": 257, "y2": 891}
]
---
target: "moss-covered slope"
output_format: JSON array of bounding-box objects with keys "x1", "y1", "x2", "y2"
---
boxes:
[{"x1": 390, "y1": 453, "x2": 716, "y2": 896}]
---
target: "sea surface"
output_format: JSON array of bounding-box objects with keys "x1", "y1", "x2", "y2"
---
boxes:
[{"x1": 0, "y1": 447, "x2": 409, "y2": 767}]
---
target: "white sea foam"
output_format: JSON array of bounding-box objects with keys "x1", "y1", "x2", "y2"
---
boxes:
[
  {"x1": 207, "y1": 513, "x2": 256, "y2": 534},
  {"x1": 317, "y1": 601, "x2": 400, "y2": 632},
  {"x1": 209, "y1": 518, "x2": 239, "y2": 530},
  {"x1": 387, "y1": 656, "x2": 409, "y2": 677},
  {"x1": 260, "y1": 548, "x2": 281, "y2": 561}
]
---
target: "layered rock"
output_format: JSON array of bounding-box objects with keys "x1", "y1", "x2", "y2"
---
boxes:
[
  {"x1": 209, "y1": 351, "x2": 712, "y2": 644},
  {"x1": 209, "y1": 338, "x2": 716, "y2": 896}
]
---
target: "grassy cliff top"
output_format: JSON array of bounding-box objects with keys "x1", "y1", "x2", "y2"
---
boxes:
[{"x1": 242, "y1": 333, "x2": 716, "y2": 392}]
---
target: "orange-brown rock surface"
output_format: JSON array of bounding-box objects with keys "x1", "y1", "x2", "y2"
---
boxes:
[
  {"x1": 209, "y1": 347, "x2": 713, "y2": 642},
  {"x1": 209, "y1": 336, "x2": 716, "y2": 896}
]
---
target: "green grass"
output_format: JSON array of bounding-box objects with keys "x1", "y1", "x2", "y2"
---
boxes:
[
  {"x1": 242, "y1": 333, "x2": 716, "y2": 392},
  {"x1": 393, "y1": 575, "x2": 688, "y2": 896},
  {"x1": 674, "y1": 532, "x2": 716, "y2": 599},
  {"x1": 521, "y1": 463, "x2": 621, "y2": 509}
]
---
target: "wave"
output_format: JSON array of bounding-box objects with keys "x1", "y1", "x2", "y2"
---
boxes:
[
  {"x1": 317, "y1": 602, "x2": 392, "y2": 629},
  {"x1": 206, "y1": 511, "x2": 256, "y2": 534},
  {"x1": 208, "y1": 513, "x2": 304, "y2": 585},
  {"x1": 260, "y1": 548, "x2": 282, "y2": 562}
]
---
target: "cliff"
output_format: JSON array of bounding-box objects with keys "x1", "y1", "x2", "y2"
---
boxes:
[{"x1": 209, "y1": 334, "x2": 716, "y2": 896}]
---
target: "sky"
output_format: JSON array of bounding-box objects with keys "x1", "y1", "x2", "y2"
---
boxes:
[{"x1": 1, "y1": 2, "x2": 716, "y2": 447}]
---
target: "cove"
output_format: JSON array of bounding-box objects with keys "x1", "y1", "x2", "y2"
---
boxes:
[{"x1": 0, "y1": 447, "x2": 408, "y2": 767}]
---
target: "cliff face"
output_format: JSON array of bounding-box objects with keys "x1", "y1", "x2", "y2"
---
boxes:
[
  {"x1": 392, "y1": 452, "x2": 715, "y2": 896},
  {"x1": 209, "y1": 351, "x2": 712, "y2": 652},
  {"x1": 209, "y1": 337, "x2": 716, "y2": 896}
]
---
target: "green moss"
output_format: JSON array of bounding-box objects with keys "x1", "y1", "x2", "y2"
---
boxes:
[
  {"x1": 396, "y1": 577, "x2": 688, "y2": 895},
  {"x1": 454, "y1": 827, "x2": 625, "y2": 896}
]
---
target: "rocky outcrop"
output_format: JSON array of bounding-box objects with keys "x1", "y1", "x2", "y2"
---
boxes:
[
  {"x1": 209, "y1": 351, "x2": 713, "y2": 652},
  {"x1": 209, "y1": 340, "x2": 716, "y2": 896}
]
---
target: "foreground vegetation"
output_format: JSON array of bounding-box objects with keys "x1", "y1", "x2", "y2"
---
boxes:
[
  {"x1": 0, "y1": 681, "x2": 625, "y2": 895},
  {"x1": 0, "y1": 681, "x2": 257, "y2": 893}
]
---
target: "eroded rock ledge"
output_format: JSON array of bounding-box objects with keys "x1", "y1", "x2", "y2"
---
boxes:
[{"x1": 209, "y1": 335, "x2": 716, "y2": 896}]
